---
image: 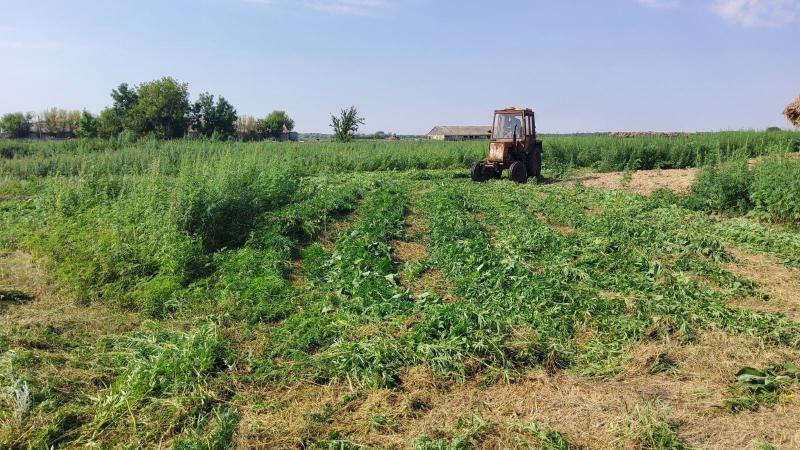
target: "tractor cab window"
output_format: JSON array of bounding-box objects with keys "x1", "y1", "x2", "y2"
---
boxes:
[{"x1": 492, "y1": 113, "x2": 525, "y2": 139}]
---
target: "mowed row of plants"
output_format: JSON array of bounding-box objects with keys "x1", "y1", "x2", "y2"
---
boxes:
[
  {"x1": 1, "y1": 130, "x2": 797, "y2": 179},
  {"x1": 2, "y1": 141, "x2": 800, "y2": 447},
  {"x1": 0, "y1": 158, "x2": 382, "y2": 446}
]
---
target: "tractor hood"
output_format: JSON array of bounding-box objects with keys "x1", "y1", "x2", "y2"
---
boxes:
[{"x1": 487, "y1": 141, "x2": 510, "y2": 163}]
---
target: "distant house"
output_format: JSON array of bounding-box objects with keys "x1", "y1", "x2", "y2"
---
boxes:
[
  {"x1": 279, "y1": 125, "x2": 299, "y2": 142},
  {"x1": 426, "y1": 126, "x2": 490, "y2": 141}
]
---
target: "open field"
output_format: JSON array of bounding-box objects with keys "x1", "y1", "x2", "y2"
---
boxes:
[{"x1": 2, "y1": 132, "x2": 800, "y2": 449}]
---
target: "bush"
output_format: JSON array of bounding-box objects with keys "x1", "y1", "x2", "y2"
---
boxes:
[
  {"x1": 0, "y1": 112, "x2": 32, "y2": 139},
  {"x1": 750, "y1": 157, "x2": 800, "y2": 223},
  {"x1": 690, "y1": 158, "x2": 752, "y2": 213}
]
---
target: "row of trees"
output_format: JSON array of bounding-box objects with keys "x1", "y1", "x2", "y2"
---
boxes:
[
  {"x1": 0, "y1": 77, "x2": 296, "y2": 141},
  {"x1": 1, "y1": 76, "x2": 374, "y2": 142}
]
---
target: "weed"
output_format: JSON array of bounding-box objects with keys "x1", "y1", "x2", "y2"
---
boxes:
[
  {"x1": 618, "y1": 405, "x2": 692, "y2": 450},
  {"x1": 724, "y1": 364, "x2": 800, "y2": 412},
  {"x1": 11, "y1": 380, "x2": 31, "y2": 421},
  {"x1": 511, "y1": 422, "x2": 580, "y2": 449}
]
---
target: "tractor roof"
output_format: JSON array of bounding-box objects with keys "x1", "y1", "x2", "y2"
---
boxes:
[{"x1": 495, "y1": 107, "x2": 534, "y2": 114}]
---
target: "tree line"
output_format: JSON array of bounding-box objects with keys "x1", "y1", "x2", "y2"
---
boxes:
[
  {"x1": 1, "y1": 75, "x2": 377, "y2": 142},
  {"x1": 0, "y1": 77, "x2": 295, "y2": 141}
]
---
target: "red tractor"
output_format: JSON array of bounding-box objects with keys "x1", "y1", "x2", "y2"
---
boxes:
[{"x1": 471, "y1": 107, "x2": 542, "y2": 183}]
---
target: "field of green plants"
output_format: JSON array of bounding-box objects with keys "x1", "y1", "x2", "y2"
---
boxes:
[{"x1": 1, "y1": 131, "x2": 800, "y2": 449}]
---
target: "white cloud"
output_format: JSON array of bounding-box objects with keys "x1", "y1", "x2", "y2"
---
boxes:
[
  {"x1": 713, "y1": 0, "x2": 800, "y2": 26},
  {"x1": 304, "y1": 0, "x2": 389, "y2": 15},
  {"x1": 638, "y1": 0, "x2": 800, "y2": 26}
]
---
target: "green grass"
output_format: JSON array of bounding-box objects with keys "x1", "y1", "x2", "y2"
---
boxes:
[
  {"x1": 1, "y1": 133, "x2": 800, "y2": 448},
  {"x1": 1, "y1": 130, "x2": 797, "y2": 179}
]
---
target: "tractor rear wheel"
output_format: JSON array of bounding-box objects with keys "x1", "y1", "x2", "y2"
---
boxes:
[
  {"x1": 526, "y1": 146, "x2": 542, "y2": 179},
  {"x1": 508, "y1": 161, "x2": 527, "y2": 184},
  {"x1": 471, "y1": 162, "x2": 488, "y2": 182}
]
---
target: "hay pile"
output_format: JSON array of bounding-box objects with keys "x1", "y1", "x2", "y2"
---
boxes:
[{"x1": 784, "y1": 95, "x2": 800, "y2": 127}]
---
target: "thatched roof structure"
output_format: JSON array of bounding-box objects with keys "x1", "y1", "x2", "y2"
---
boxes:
[{"x1": 785, "y1": 95, "x2": 800, "y2": 127}]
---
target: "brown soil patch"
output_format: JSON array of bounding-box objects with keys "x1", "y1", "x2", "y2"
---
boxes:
[
  {"x1": 404, "y1": 206, "x2": 430, "y2": 239},
  {"x1": 233, "y1": 331, "x2": 800, "y2": 450},
  {"x1": 318, "y1": 209, "x2": 361, "y2": 251},
  {"x1": 289, "y1": 258, "x2": 306, "y2": 288},
  {"x1": 567, "y1": 167, "x2": 698, "y2": 195},
  {"x1": 392, "y1": 241, "x2": 429, "y2": 263},
  {"x1": 562, "y1": 153, "x2": 800, "y2": 196},
  {"x1": 410, "y1": 270, "x2": 456, "y2": 303},
  {"x1": 724, "y1": 247, "x2": 800, "y2": 320},
  {"x1": 535, "y1": 212, "x2": 576, "y2": 235}
]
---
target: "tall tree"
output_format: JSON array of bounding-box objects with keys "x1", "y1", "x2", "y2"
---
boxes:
[
  {"x1": 256, "y1": 110, "x2": 295, "y2": 140},
  {"x1": 0, "y1": 112, "x2": 32, "y2": 138},
  {"x1": 66, "y1": 110, "x2": 80, "y2": 135},
  {"x1": 97, "y1": 107, "x2": 124, "y2": 138},
  {"x1": 236, "y1": 115, "x2": 259, "y2": 141},
  {"x1": 111, "y1": 83, "x2": 139, "y2": 116},
  {"x1": 125, "y1": 77, "x2": 190, "y2": 139},
  {"x1": 76, "y1": 110, "x2": 99, "y2": 138},
  {"x1": 330, "y1": 106, "x2": 364, "y2": 142},
  {"x1": 95, "y1": 83, "x2": 140, "y2": 138},
  {"x1": 189, "y1": 93, "x2": 238, "y2": 139},
  {"x1": 42, "y1": 108, "x2": 81, "y2": 137}
]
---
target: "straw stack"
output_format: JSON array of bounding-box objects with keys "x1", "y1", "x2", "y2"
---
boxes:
[{"x1": 785, "y1": 95, "x2": 800, "y2": 127}]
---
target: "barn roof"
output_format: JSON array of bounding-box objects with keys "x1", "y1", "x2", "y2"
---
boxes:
[{"x1": 427, "y1": 126, "x2": 491, "y2": 136}]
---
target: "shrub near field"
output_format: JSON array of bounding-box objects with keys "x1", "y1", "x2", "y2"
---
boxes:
[
  {"x1": 689, "y1": 154, "x2": 800, "y2": 224},
  {"x1": 750, "y1": 156, "x2": 800, "y2": 222},
  {"x1": 2, "y1": 133, "x2": 800, "y2": 448}
]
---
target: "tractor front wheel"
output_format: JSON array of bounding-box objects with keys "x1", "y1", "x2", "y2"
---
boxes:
[
  {"x1": 471, "y1": 162, "x2": 488, "y2": 182},
  {"x1": 508, "y1": 161, "x2": 528, "y2": 184}
]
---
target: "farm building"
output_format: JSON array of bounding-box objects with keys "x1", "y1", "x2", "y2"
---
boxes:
[{"x1": 426, "y1": 126, "x2": 490, "y2": 141}]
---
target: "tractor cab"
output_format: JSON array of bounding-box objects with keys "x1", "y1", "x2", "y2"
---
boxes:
[
  {"x1": 492, "y1": 109, "x2": 534, "y2": 141},
  {"x1": 472, "y1": 108, "x2": 542, "y2": 183}
]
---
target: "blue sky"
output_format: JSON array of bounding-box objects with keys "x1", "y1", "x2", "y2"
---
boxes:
[{"x1": 1, "y1": 0, "x2": 798, "y2": 133}]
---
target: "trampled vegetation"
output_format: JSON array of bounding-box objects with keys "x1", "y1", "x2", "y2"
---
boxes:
[{"x1": 1, "y1": 131, "x2": 800, "y2": 449}]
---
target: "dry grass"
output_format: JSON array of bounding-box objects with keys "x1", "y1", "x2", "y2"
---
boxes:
[
  {"x1": 566, "y1": 168, "x2": 698, "y2": 195},
  {"x1": 0, "y1": 251, "x2": 143, "y2": 445},
  {"x1": 395, "y1": 201, "x2": 456, "y2": 303},
  {"x1": 392, "y1": 241, "x2": 429, "y2": 263},
  {"x1": 784, "y1": 95, "x2": 800, "y2": 128},
  {"x1": 535, "y1": 212, "x2": 576, "y2": 235},
  {"x1": 288, "y1": 258, "x2": 306, "y2": 288},
  {"x1": 0, "y1": 251, "x2": 139, "y2": 337},
  {"x1": 404, "y1": 206, "x2": 430, "y2": 240},
  {"x1": 318, "y1": 209, "x2": 362, "y2": 251},
  {"x1": 724, "y1": 247, "x2": 800, "y2": 320},
  {"x1": 409, "y1": 270, "x2": 456, "y2": 303},
  {"x1": 231, "y1": 331, "x2": 800, "y2": 449}
]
